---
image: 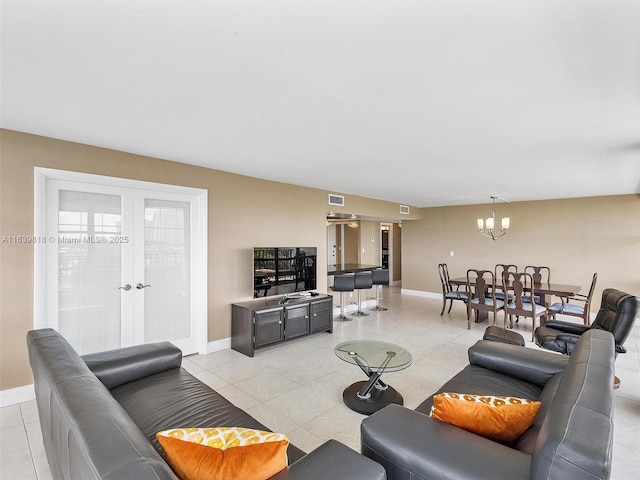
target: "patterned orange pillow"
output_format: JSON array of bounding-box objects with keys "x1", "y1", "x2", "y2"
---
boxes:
[
  {"x1": 156, "y1": 427, "x2": 289, "y2": 480},
  {"x1": 429, "y1": 393, "x2": 541, "y2": 443}
]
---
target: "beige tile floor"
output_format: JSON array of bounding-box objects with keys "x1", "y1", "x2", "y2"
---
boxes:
[{"x1": 2, "y1": 286, "x2": 639, "y2": 479}]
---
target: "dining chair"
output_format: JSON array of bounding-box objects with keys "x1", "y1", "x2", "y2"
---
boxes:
[
  {"x1": 466, "y1": 269, "x2": 504, "y2": 330},
  {"x1": 522, "y1": 265, "x2": 551, "y2": 304},
  {"x1": 438, "y1": 263, "x2": 468, "y2": 315},
  {"x1": 493, "y1": 264, "x2": 517, "y2": 301},
  {"x1": 547, "y1": 273, "x2": 598, "y2": 326},
  {"x1": 503, "y1": 271, "x2": 548, "y2": 341}
]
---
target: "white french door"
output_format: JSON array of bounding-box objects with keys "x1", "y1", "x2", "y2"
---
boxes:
[{"x1": 35, "y1": 169, "x2": 207, "y2": 356}]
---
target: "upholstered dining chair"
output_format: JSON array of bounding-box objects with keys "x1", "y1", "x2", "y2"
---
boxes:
[
  {"x1": 547, "y1": 273, "x2": 598, "y2": 326},
  {"x1": 493, "y1": 264, "x2": 517, "y2": 301},
  {"x1": 503, "y1": 271, "x2": 548, "y2": 341},
  {"x1": 535, "y1": 288, "x2": 639, "y2": 387},
  {"x1": 438, "y1": 263, "x2": 468, "y2": 315},
  {"x1": 522, "y1": 265, "x2": 551, "y2": 304},
  {"x1": 466, "y1": 269, "x2": 504, "y2": 330}
]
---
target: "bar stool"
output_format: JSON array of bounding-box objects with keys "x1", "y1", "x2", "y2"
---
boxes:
[
  {"x1": 370, "y1": 269, "x2": 389, "y2": 311},
  {"x1": 353, "y1": 271, "x2": 373, "y2": 316},
  {"x1": 331, "y1": 273, "x2": 355, "y2": 321}
]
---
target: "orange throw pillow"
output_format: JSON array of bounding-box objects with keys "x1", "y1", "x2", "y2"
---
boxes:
[
  {"x1": 156, "y1": 427, "x2": 289, "y2": 480},
  {"x1": 429, "y1": 392, "x2": 541, "y2": 443}
]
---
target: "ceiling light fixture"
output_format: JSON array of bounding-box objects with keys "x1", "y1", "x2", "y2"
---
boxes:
[{"x1": 477, "y1": 196, "x2": 510, "y2": 240}]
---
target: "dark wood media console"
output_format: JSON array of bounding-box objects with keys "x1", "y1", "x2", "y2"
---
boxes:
[{"x1": 232, "y1": 293, "x2": 333, "y2": 357}]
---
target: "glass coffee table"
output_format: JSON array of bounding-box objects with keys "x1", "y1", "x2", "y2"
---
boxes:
[{"x1": 334, "y1": 340, "x2": 412, "y2": 415}]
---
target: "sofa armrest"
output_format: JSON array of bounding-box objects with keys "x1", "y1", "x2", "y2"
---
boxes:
[
  {"x1": 543, "y1": 319, "x2": 590, "y2": 335},
  {"x1": 270, "y1": 440, "x2": 386, "y2": 480},
  {"x1": 83, "y1": 342, "x2": 182, "y2": 389},
  {"x1": 468, "y1": 340, "x2": 569, "y2": 388},
  {"x1": 361, "y1": 405, "x2": 530, "y2": 480}
]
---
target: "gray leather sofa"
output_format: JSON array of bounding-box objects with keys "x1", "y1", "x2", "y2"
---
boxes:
[
  {"x1": 27, "y1": 328, "x2": 385, "y2": 480},
  {"x1": 361, "y1": 329, "x2": 615, "y2": 480}
]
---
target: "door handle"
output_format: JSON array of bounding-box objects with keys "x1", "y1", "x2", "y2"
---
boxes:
[
  {"x1": 119, "y1": 284, "x2": 132, "y2": 291},
  {"x1": 136, "y1": 283, "x2": 151, "y2": 289}
]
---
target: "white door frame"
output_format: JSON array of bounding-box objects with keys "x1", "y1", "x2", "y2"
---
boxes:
[{"x1": 34, "y1": 167, "x2": 208, "y2": 354}]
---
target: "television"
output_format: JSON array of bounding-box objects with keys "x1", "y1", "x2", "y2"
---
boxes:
[{"x1": 253, "y1": 247, "x2": 317, "y2": 298}]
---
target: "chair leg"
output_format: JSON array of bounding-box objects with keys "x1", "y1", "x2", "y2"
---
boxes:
[
  {"x1": 370, "y1": 285, "x2": 387, "y2": 311},
  {"x1": 447, "y1": 298, "x2": 453, "y2": 313},
  {"x1": 353, "y1": 289, "x2": 369, "y2": 316},
  {"x1": 335, "y1": 292, "x2": 352, "y2": 321},
  {"x1": 440, "y1": 298, "x2": 446, "y2": 316}
]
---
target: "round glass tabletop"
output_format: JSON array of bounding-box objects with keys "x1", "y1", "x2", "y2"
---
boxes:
[{"x1": 334, "y1": 340, "x2": 412, "y2": 372}]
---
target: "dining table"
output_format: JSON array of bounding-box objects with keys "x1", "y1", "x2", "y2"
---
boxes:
[{"x1": 449, "y1": 276, "x2": 581, "y2": 326}]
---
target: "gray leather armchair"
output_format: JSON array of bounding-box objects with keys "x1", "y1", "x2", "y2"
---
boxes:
[{"x1": 535, "y1": 288, "x2": 639, "y2": 355}]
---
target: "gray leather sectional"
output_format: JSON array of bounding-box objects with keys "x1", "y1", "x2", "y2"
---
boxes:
[
  {"x1": 27, "y1": 328, "x2": 385, "y2": 480},
  {"x1": 360, "y1": 329, "x2": 616, "y2": 480}
]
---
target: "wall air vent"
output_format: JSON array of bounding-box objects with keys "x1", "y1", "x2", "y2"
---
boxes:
[
  {"x1": 328, "y1": 194, "x2": 345, "y2": 206},
  {"x1": 400, "y1": 205, "x2": 410, "y2": 215}
]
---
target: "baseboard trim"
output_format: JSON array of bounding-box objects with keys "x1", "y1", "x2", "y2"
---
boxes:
[
  {"x1": 0, "y1": 384, "x2": 35, "y2": 407},
  {"x1": 401, "y1": 289, "x2": 441, "y2": 299},
  {"x1": 332, "y1": 298, "x2": 377, "y2": 314},
  {"x1": 207, "y1": 337, "x2": 231, "y2": 353}
]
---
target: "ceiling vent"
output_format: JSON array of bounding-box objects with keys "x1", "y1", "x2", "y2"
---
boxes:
[
  {"x1": 400, "y1": 205, "x2": 410, "y2": 215},
  {"x1": 328, "y1": 194, "x2": 345, "y2": 206}
]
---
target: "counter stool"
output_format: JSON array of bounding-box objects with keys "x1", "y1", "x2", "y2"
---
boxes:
[
  {"x1": 370, "y1": 269, "x2": 389, "y2": 311},
  {"x1": 353, "y1": 271, "x2": 373, "y2": 316},
  {"x1": 331, "y1": 273, "x2": 355, "y2": 321}
]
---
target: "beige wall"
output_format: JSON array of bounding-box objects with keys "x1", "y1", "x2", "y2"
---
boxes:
[
  {"x1": 3, "y1": 129, "x2": 638, "y2": 393},
  {"x1": 402, "y1": 196, "x2": 640, "y2": 312},
  {"x1": 0, "y1": 129, "x2": 418, "y2": 390},
  {"x1": 358, "y1": 220, "x2": 381, "y2": 266},
  {"x1": 343, "y1": 225, "x2": 360, "y2": 264}
]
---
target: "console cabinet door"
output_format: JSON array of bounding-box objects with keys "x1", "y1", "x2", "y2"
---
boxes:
[
  {"x1": 254, "y1": 307, "x2": 284, "y2": 348},
  {"x1": 310, "y1": 298, "x2": 333, "y2": 333},
  {"x1": 285, "y1": 304, "x2": 310, "y2": 340}
]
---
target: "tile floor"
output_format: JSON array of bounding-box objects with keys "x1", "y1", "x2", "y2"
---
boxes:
[{"x1": 2, "y1": 286, "x2": 639, "y2": 479}]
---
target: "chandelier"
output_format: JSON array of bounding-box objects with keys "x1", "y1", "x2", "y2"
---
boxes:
[{"x1": 477, "y1": 196, "x2": 510, "y2": 240}]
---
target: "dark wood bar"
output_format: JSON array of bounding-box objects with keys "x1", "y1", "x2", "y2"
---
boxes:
[{"x1": 328, "y1": 264, "x2": 382, "y2": 275}]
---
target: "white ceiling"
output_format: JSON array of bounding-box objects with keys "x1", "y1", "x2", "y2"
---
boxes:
[{"x1": 2, "y1": 1, "x2": 639, "y2": 207}]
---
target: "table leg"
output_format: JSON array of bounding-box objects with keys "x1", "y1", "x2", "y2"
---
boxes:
[
  {"x1": 351, "y1": 351, "x2": 394, "y2": 399},
  {"x1": 343, "y1": 351, "x2": 403, "y2": 415}
]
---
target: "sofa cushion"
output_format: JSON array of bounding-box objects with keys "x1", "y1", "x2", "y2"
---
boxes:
[
  {"x1": 429, "y1": 393, "x2": 541, "y2": 443},
  {"x1": 110, "y1": 367, "x2": 306, "y2": 464},
  {"x1": 156, "y1": 427, "x2": 289, "y2": 480},
  {"x1": 415, "y1": 364, "x2": 544, "y2": 416},
  {"x1": 83, "y1": 341, "x2": 182, "y2": 389}
]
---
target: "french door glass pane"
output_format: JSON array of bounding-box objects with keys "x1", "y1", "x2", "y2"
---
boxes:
[
  {"x1": 58, "y1": 190, "x2": 122, "y2": 354},
  {"x1": 144, "y1": 199, "x2": 190, "y2": 342}
]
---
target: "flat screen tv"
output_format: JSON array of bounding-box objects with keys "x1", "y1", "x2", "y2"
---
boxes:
[{"x1": 253, "y1": 247, "x2": 317, "y2": 298}]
